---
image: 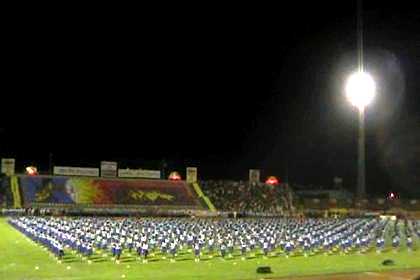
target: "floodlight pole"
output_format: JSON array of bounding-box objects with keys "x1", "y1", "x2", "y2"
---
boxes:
[
  {"x1": 356, "y1": 0, "x2": 365, "y2": 199},
  {"x1": 357, "y1": 108, "x2": 366, "y2": 199}
]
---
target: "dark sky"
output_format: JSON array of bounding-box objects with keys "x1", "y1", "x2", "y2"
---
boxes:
[{"x1": 2, "y1": 1, "x2": 420, "y2": 196}]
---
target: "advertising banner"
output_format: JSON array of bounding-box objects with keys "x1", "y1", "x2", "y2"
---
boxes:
[
  {"x1": 249, "y1": 169, "x2": 260, "y2": 183},
  {"x1": 53, "y1": 166, "x2": 99, "y2": 177},
  {"x1": 1, "y1": 158, "x2": 15, "y2": 175},
  {"x1": 186, "y1": 167, "x2": 197, "y2": 183},
  {"x1": 118, "y1": 168, "x2": 161, "y2": 179},
  {"x1": 100, "y1": 161, "x2": 117, "y2": 177}
]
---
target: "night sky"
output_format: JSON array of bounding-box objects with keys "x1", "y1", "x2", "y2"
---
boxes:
[{"x1": 2, "y1": 1, "x2": 420, "y2": 196}]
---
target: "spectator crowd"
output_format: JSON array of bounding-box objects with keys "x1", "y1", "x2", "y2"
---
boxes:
[{"x1": 200, "y1": 180, "x2": 292, "y2": 214}]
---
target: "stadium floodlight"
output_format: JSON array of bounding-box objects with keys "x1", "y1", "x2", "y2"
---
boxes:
[
  {"x1": 345, "y1": 70, "x2": 376, "y2": 199},
  {"x1": 345, "y1": 71, "x2": 375, "y2": 110}
]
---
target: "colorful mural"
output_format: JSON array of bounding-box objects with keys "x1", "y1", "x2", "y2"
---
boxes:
[{"x1": 18, "y1": 176, "x2": 199, "y2": 207}]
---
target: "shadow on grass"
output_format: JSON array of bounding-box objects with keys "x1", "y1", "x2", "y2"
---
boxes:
[
  {"x1": 120, "y1": 258, "x2": 136, "y2": 263},
  {"x1": 63, "y1": 259, "x2": 80, "y2": 264},
  {"x1": 174, "y1": 257, "x2": 192, "y2": 262},
  {"x1": 92, "y1": 259, "x2": 108, "y2": 263},
  {"x1": 144, "y1": 258, "x2": 159, "y2": 263}
]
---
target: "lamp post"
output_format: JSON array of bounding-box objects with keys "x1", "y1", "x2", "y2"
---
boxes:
[{"x1": 345, "y1": 71, "x2": 375, "y2": 199}]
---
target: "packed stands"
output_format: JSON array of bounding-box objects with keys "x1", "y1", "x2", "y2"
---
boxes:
[
  {"x1": 2, "y1": 174, "x2": 420, "y2": 217},
  {"x1": 199, "y1": 180, "x2": 288, "y2": 213}
]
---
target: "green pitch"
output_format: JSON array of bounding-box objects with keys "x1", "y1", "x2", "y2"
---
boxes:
[{"x1": 1, "y1": 218, "x2": 420, "y2": 280}]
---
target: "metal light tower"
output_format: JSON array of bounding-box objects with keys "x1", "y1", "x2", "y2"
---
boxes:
[{"x1": 345, "y1": 0, "x2": 376, "y2": 199}]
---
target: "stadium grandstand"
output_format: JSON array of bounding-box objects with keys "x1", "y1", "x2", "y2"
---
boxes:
[
  {"x1": 1, "y1": 163, "x2": 420, "y2": 280},
  {"x1": 1, "y1": 174, "x2": 216, "y2": 216}
]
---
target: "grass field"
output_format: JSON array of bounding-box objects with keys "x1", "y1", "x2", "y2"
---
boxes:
[{"x1": 1, "y1": 217, "x2": 420, "y2": 280}]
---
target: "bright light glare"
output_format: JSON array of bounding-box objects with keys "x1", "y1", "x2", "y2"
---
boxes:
[{"x1": 345, "y1": 71, "x2": 376, "y2": 110}]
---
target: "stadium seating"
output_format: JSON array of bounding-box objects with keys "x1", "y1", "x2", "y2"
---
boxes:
[
  {"x1": 3, "y1": 175, "x2": 420, "y2": 215},
  {"x1": 200, "y1": 180, "x2": 284, "y2": 213}
]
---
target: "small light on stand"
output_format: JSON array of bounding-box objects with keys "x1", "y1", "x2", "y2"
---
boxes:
[
  {"x1": 265, "y1": 176, "x2": 279, "y2": 186},
  {"x1": 168, "y1": 171, "x2": 181, "y2": 181},
  {"x1": 26, "y1": 166, "x2": 38, "y2": 176}
]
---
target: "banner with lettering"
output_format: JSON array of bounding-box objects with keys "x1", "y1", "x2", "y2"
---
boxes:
[
  {"x1": 186, "y1": 167, "x2": 198, "y2": 183},
  {"x1": 101, "y1": 161, "x2": 117, "y2": 177},
  {"x1": 1, "y1": 158, "x2": 15, "y2": 175},
  {"x1": 118, "y1": 169, "x2": 161, "y2": 179},
  {"x1": 54, "y1": 166, "x2": 99, "y2": 177},
  {"x1": 249, "y1": 169, "x2": 260, "y2": 183}
]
